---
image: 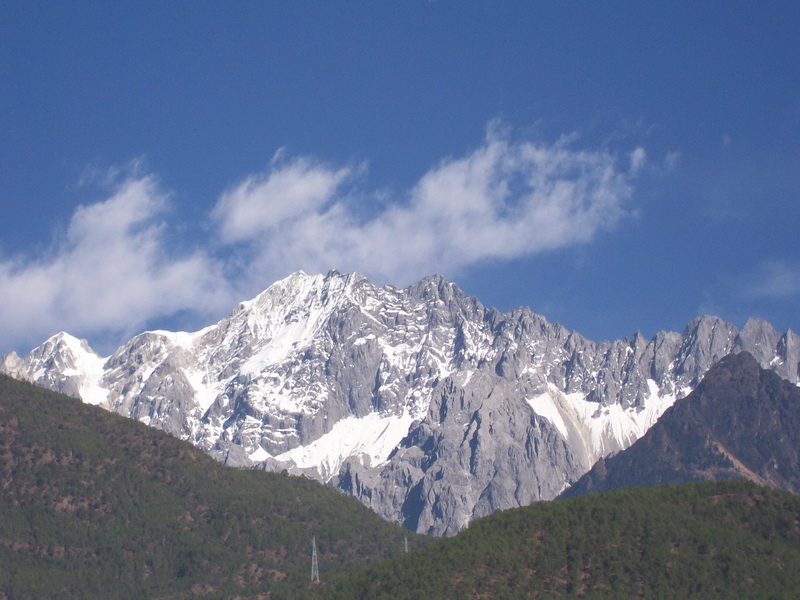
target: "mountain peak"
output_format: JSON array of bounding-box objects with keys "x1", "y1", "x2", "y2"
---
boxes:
[
  {"x1": 683, "y1": 314, "x2": 736, "y2": 337},
  {"x1": 714, "y1": 349, "x2": 761, "y2": 371},
  {"x1": 4, "y1": 272, "x2": 799, "y2": 535},
  {"x1": 406, "y1": 273, "x2": 469, "y2": 307}
]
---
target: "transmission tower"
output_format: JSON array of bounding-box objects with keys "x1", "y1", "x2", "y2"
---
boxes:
[
  {"x1": 311, "y1": 535, "x2": 320, "y2": 582},
  {"x1": 404, "y1": 535, "x2": 409, "y2": 554}
]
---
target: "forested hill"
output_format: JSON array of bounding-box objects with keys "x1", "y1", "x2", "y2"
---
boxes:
[
  {"x1": 321, "y1": 480, "x2": 800, "y2": 600},
  {"x1": 0, "y1": 374, "x2": 422, "y2": 599}
]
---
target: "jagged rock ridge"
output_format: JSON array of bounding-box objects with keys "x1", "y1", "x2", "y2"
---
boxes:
[
  {"x1": 561, "y1": 351, "x2": 800, "y2": 498},
  {"x1": 2, "y1": 270, "x2": 798, "y2": 535}
]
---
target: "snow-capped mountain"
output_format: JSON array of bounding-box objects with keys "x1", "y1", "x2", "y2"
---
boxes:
[{"x1": 3, "y1": 271, "x2": 799, "y2": 535}]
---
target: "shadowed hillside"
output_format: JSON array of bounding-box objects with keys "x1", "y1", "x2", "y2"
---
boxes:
[
  {"x1": 0, "y1": 375, "x2": 425, "y2": 599},
  {"x1": 562, "y1": 352, "x2": 800, "y2": 499}
]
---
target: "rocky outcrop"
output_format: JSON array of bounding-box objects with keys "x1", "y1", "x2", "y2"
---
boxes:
[
  {"x1": 561, "y1": 351, "x2": 800, "y2": 498},
  {"x1": 3, "y1": 271, "x2": 798, "y2": 535}
]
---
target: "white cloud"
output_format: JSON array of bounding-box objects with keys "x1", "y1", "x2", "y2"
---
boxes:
[
  {"x1": 629, "y1": 147, "x2": 647, "y2": 175},
  {"x1": 212, "y1": 127, "x2": 637, "y2": 287},
  {"x1": 744, "y1": 260, "x2": 800, "y2": 300},
  {"x1": 1, "y1": 123, "x2": 643, "y2": 353},
  {"x1": 213, "y1": 157, "x2": 352, "y2": 243},
  {"x1": 0, "y1": 175, "x2": 232, "y2": 353}
]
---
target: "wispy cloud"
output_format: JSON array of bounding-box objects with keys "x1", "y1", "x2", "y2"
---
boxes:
[
  {"x1": 213, "y1": 155, "x2": 353, "y2": 244},
  {"x1": 1, "y1": 123, "x2": 642, "y2": 353},
  {"x1": 213, "y1": 125, "x2": 638, "y2": 287},
  {"x1": 0, "y1": 175, "x2": 232, "y2": 353},
  {"x1": 629, "y1": 147, "x2": 647, "y2": 175},
  {"x1": 743, "y1": 260, "x2": 800, "y2": 300}
]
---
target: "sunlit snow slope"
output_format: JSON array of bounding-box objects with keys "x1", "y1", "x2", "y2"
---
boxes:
[{"x1": 3, "y1": 271, "x2": 799, "y2": 535}]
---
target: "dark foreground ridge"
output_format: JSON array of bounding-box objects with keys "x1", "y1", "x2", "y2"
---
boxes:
[
  {"x1": 563, "y1": 351, "x2": 800, "y2": 499},
  {"x1": 0, "y1": 375, "x2": 423, "y2": 599},
  {"x1": 321, "y1": 480, "x2": 800, "y2": 599},
  {"x1": 4, "y1": 371, "x2": 800, "y2": 599}
]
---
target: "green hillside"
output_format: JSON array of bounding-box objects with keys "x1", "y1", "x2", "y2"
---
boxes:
[
  {"x1": 0, "y1": 375, "x2": 424, "y2": 599},
  {"x1": 6, "y1": 369, "x2": 800, "y2": 600},
  {"x1": 323, "y1": 480, "x2": 800, "y2": 600}
]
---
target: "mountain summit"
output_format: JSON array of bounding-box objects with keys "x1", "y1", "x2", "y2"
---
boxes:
[{"x1": 3, "y1": 271, "x2": 798, "y2": 535}]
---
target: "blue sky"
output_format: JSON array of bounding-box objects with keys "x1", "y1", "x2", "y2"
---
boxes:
[{"x1": 1, "y1": 2, "x2": 798, "y2": 355}]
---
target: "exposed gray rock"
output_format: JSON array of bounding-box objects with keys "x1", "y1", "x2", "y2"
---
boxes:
[
  {"x1": 2, "y1": 270, "x2": 798, "y2": 535},
  {"x1": 561, "y1": 351, "x2": 800, "y2": 499}
]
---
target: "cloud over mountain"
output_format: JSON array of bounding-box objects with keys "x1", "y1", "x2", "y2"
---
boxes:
[
  {"x1": 212, "y1": 128, "x2": 639, "y2": 286},
  {"x1": 0, "y1": 176, "x2": 230, "y2": 352},
  {"x1": 0, "y1": 125, "x2": 642, "y2": 353}
]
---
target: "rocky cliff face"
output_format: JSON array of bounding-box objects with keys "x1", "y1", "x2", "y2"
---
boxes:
[
  {"x1": 3, "y1": 271, "x2": 798, "y2": 535},
  {"x1": 561, "y1": 351, "x2": 800, "y2": 498}
]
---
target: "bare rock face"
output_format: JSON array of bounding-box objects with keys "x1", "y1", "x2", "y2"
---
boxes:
[
  {"x1": 3, "y1": 271, "x2": 798, "y2": 535},
  {"x1": 561, "y1": 351, "x2": 800, "y2": 499}
]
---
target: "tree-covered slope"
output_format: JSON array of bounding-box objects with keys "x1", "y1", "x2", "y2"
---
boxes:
[
  {"x1": 322, "y1": 480, "x2": 800, "y2": 600},
  {"x1": 0, "y1": 375, "x2": 423, "y2": 599}
]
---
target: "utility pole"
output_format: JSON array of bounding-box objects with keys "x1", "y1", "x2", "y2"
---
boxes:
[{"x1": 311, "y1": 535, "x2": 320, "y2": 582}]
